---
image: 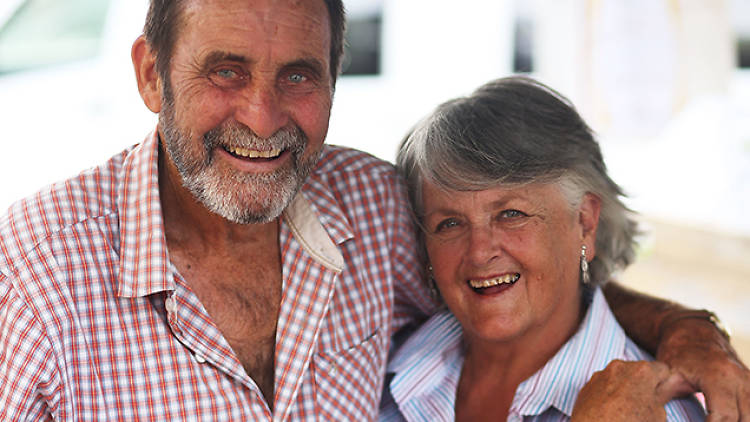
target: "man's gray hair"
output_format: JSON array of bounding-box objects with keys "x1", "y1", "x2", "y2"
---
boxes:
[
  {"x1": 396, "y1": 76, "x2": 638, "y2": 285},
  {"x1": 144, "y1": 0, "x2": 346, "y2": 84}
]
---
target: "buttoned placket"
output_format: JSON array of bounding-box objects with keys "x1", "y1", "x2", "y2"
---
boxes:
[
  {"x1": 169, "y1": 279, "x2": 257, "y2": 374},
  {"x1": 162, "y1": 267, "x2": 274, "y2": 419},
  {"x1": 164, "y1": 294, "x2": 208, "y2": 364},
  {"x1": 155, "y1": 191, "x2": 349, "y2": 422}
]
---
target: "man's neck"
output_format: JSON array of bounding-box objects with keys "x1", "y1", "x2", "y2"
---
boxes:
[{"x1": 157, "y1": 145, "x2": 280, "y2": 250}]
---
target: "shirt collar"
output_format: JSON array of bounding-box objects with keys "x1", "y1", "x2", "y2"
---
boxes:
[
  {"x1": 115, "y1": 138, "x2": 354, "y2": 296},
  {"x1": 297, "y1": 155, "x2": 355, "y2": 248},
  {"x1": 283, "y1": 187, "x2": 349, "y2": 273},
  {"x1": 116, "y1": 130, "x2": 172, "y2": 297},
  {"x1": 282, "y1": 146, "x2": 356, "y2": 271},
  {"x1": 513, "y1": 288, "x2": 629, "y2": 417},
  {"x1": 387, "y1": 310, "x2": 463, "y2": 407},
  {"x1": 385, "y1": 289, "x2": 628, "y2": 420}
]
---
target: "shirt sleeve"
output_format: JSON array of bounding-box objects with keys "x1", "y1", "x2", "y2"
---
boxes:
[
  {"x1": 387, "y1": 173, "x2": 439, "y2": 335},
  {"x1": 0, "y1": 271, "x2": 58, "y2": 421}
]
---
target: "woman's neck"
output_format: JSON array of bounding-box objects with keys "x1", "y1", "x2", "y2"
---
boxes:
[{"x1": 455, "y1": 297, "x2": 586, "y2": 422}]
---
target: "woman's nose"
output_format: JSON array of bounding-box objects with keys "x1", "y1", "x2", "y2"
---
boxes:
[{"x1": 465, "y1": 225, "x2": 502, "y2": 266}]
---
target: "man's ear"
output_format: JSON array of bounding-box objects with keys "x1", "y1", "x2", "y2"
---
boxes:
[
  {"x1": 579, "y1": 193, "x2": 602, "y2": 257},
  {"x1": 132, "y1": 35, "x2": 162, "y2": 113}
]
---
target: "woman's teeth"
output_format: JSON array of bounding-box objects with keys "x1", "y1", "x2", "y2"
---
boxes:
[
  {"x1": 225, "y1": 145, "x2": 281, "y2": 158},
  {"x1": 469, "y1": 273, "x2": 520, "y2": 289}
]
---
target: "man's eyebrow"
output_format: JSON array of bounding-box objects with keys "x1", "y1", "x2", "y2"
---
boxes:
[
  {"x1": 199, "y1": 52, "x2": 328, "y2": 79},
  {"x1": 283, "y1": 57, "x2": 326, "y2": 78},
  {"x1": 202, "y1": 51, "x2": 252, "y2": 67}
]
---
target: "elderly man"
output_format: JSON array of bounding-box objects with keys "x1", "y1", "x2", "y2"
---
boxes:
[{"x1": 0, "y1": 0, "x2": 747, "y2": 420}]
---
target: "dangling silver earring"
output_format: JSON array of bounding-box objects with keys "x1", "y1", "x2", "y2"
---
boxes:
[
  {"x1": 427, "y1": 265, "x2": 440, "y2": 300},
  {"x1": 580, "y1": 245, "x2": 590, "y2": 284}
]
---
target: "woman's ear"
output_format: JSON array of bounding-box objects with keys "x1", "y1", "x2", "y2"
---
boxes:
[
  {"x1": 132, "y1": 35, "x2": 162, "y2": 113},
  {"x1": 579, "y1": 193, "x2": 602, "y2": 257}
]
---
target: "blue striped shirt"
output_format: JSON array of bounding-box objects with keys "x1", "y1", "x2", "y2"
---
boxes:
[{"x1": 379, "y1": 288, "x2": 705, "y2": 421}]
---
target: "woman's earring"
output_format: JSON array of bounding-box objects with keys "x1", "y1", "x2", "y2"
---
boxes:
[
  {"x1": 580, "y1": 245, "x2": 590, "y2": 284},
  {"x1": 427, "y1": 265, "x2": 440, "y2": 300}
]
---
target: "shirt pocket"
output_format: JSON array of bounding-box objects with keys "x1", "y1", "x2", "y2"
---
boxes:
[{"x1": 311, "y1": 327, "x2": 388, "y2": 421}]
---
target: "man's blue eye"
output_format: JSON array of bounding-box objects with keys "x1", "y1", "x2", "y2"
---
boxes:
[
  {"x1": 288, "y1": 73, "x2": 306, "y2": 83},
  {"x1": 217, "y1": 69, "x2": 237, "y2": 78}
]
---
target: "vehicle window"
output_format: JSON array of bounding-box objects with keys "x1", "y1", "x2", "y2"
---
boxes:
[
  {"x1": 0, "y1": 0, "x2": 111, "y2": 73},
  {"x1": 342, "y1": 0, "x2": 382, "y2": 76}
]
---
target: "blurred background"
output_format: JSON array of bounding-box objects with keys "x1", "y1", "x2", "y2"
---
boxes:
[{"x1": 0, "y1": 0, "x2": 748, "y2": 362}]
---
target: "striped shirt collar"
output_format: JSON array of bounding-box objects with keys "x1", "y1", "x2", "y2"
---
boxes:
[
  {"x1": 115, "y1": 130, "x2": 352, "y2": 298},
  {"x1": 514, "y1": 288, "x2": 628, "y2": 417},
  {"x1": 386, "y1": 288, "x2": 628, "y2": 419}
]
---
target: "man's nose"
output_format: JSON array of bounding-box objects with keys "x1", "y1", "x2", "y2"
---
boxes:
[{"x1": 234, "y1": 82, "x2": 290, "y2": 139}]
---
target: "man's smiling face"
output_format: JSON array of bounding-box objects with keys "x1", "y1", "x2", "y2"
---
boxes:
[{"x1": 158, "y1": 0, "x2": 333, "y2": 223}]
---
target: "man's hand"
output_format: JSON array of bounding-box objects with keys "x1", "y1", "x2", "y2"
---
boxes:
[
  {"x1": 657, "y1": 318, "x2": 750, "y2": 422},
  {"x1": 571, "y1": 360, "x2": 686, "y2": 422},
  {"x1": 604, "y1": 282, "x2": 750, "y2": 420}
]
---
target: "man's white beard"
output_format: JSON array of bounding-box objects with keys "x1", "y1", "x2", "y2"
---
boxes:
[{"x1": 159, "y1": 101, "x2": 320, "y2": 224}]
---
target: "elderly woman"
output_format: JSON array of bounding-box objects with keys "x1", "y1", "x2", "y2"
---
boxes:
[{"x1": 381, "y1": 77, "x2": 707, "y2": 421}]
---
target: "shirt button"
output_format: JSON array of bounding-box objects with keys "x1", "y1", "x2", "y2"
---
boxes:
[
  {"x1": 165, "y1": 296, "x2": 176, "y2": 314},
  {"x1": 194, "y1": 353, "x2": 206, "y2": 364}
]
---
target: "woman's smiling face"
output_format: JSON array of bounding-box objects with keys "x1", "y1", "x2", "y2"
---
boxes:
[{"x1": 421, "y1": 180, "x2": 600, "y2": 347}]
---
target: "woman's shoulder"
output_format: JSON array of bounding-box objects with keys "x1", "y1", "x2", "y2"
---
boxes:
[{"x1": 388, "y1": 309, "x2": 462, "y2": 373}]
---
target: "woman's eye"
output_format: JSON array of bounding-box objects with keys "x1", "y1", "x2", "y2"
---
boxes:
[
  {"x1": 500, "y1": 209, "x2": 526, "y2": 219},
  {"x1": 434, "y1": 218, "x2": 461, "y2": 233}
]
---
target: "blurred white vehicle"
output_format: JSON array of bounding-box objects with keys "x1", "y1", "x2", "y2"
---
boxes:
[{"x1": 0, "y1": 0, "x2": 153, "y2": 209}]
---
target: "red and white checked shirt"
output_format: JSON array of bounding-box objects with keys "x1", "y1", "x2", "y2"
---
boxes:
[{"x1": 0, "y1": 131, "x2": 435, "y2": 421}]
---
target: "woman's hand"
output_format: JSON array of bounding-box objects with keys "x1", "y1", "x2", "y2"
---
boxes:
[
  {"x1": 571, "y1": 360, "x2": 688, "y2": 422},
  {"x1": 657, "y1": 317, "x2": 750, "y2": 422}
]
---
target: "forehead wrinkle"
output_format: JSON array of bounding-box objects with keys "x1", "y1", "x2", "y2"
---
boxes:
[
  {"x1": 181, "y1": 0, "x2": 329, "y2": 41},
  {"x1": 254, "y1": 0, "x2": 329, "y2": 34},
  {"x1": 179, "y1": 2, "x2": 331, "y2": 80},
  {"x1": 423, "y1": 184, "x2": 548, "y2": 217}
]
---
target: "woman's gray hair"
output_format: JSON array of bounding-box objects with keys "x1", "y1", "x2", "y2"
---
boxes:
[{"x1": 396, "y1": 76, "x2": 638, "y2": 285}]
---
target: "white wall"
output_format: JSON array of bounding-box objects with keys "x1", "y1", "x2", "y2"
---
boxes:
[{"x1": 327, "y1": 0, "x2": 515, "y2": 160}]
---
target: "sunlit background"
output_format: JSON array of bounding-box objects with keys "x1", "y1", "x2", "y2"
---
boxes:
[{"x1": 1, "y1": 0, "x2": 748, "y2": 362}]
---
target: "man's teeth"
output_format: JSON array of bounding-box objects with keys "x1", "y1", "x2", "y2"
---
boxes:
[
  {"x1": 226, "y1": 146, "x2": 281, "y2": 158},
  {"x1": 469, "y1": 273, "x2": 520, "y2": 289}
]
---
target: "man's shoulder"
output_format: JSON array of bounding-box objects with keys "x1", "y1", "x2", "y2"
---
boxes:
[
  {"x1": 313, "y1": 144, "x2": 398, "y2": 180},
  {"x1": 299, "y1": 144, "x2": 413, "y2": 247},
  {"x1": 305, "y1": 145, "x2": 405, "y2": 213},
  {"x1": 0, "y1": 147, "x2": 132, "y2": 270}
]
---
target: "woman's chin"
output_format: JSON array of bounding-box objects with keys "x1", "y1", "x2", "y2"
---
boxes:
[{"x1": 464, "y1": 317, "x2": 527, "y2": 346}]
